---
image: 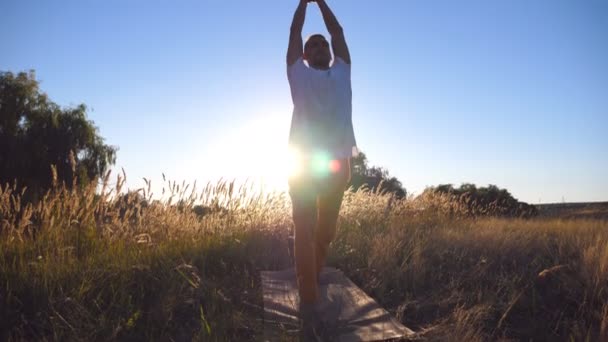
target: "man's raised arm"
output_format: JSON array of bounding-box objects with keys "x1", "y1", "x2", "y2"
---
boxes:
[
  {"x1": 287, "y1": 1, "x2": 308, "y2": 66},
  {"x1": 316, "y1": 0, "x2": 351, "y2": 64}
]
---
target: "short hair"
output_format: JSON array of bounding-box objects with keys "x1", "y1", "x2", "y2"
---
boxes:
[{"x1": 304, "y1": 34, "x2": 328, "y2": 51}]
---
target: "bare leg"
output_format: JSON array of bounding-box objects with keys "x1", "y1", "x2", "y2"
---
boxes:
[
  {"x1": 315, "y1": 158, "x2": 350, "y2": 279},
  {"x1": 290, "y1": 182, "x2": 320, "y2": 305}
]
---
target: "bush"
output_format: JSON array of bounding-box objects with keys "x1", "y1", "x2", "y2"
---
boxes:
[{"x1": 422, "y1": 183, "x2": 538, "y2": 218}]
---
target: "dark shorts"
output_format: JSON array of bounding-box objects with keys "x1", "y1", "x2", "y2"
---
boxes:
[{"x1": 288, "y1": 157, "x2": 351, "y2": 202}]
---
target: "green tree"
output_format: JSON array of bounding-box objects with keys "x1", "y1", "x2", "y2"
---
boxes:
[
  {"x1": 349, "y1": 152, "x2": 406, "y2": 198},
  {"x1": 0, "y1": 70, "x2": 117, "y2": 199}
]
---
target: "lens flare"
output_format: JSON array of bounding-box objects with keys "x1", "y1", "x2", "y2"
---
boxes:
[
  {"x1": 287, "y1": 149, "x2": 340, "y2": 179},
  {"x1": 312, "y1": 151, "x2": 331, "y2": 177},
  {"x1": 328, "y1": 159, "x2": 341, "y2": 173}
]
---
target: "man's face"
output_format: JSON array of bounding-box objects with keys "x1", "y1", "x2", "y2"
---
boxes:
[{"x1": 304, "y1": 36, "x2": 331, "y2": 68}]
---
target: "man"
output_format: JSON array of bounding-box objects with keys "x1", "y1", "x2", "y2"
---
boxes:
[{"x1": 286, "y1": 0, "x2": 357, "y2": 336}]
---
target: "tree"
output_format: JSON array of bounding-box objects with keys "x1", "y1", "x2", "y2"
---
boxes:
[
  {"x1": 0, "y1": 70, "x2": 117, "y2": 199},
  {"x1": 349, "y1": 152, "x2": 406, "y2": 198}
]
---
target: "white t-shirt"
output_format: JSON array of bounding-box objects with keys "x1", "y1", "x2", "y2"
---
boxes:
[{"x1": 287, "y1": 57, "x2": 358, "y2": 159}]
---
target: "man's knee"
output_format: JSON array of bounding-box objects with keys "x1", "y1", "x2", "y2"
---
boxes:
[{"x1": 290, "y1": 187, "x2": 318, "y2": 237}]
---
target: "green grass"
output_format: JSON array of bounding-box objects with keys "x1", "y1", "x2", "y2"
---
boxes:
[{"x1": 1, "y1": 175, "x2": 607, "y2": 341}]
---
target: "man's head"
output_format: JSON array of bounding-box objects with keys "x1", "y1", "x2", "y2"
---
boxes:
[{"x1": 304, "y1": 34, "x2": 331, "y2": 69}]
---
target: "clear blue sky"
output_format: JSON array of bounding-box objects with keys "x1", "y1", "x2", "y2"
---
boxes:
[{"x1": 2, "y1": 0, "x2": 607, "y2": 203}]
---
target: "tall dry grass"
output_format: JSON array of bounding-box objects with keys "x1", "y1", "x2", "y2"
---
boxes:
[
  {"x1": 0, "y1": 170, "x2": 292, "y2": 341},
  {"x1": 1, "y1": 173, "x2": 607, "y2": 341},
  {"x1": 336, "y1": 190, "x2": 608, "y2": 341}
]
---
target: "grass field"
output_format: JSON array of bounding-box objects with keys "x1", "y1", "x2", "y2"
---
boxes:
[{"x1": 1, "y1": 173, "x2": 607, "y2": 341}]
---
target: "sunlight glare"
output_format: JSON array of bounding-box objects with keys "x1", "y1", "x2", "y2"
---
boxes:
[
  {"x1": 201, "y1": 113, "x2": 297, "y2": 193},
  {"x1": 286, "y1": 146, "x2": 302, "y2": 178}
]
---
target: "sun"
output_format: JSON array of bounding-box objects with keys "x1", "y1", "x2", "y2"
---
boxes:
[{"x1": 204, "y1": 114, "x2": 299, "y2": 193}]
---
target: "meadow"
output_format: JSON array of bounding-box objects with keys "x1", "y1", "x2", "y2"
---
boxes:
[{"x1": 1, "y1": 171, "x2": 607, "y2": 341}]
